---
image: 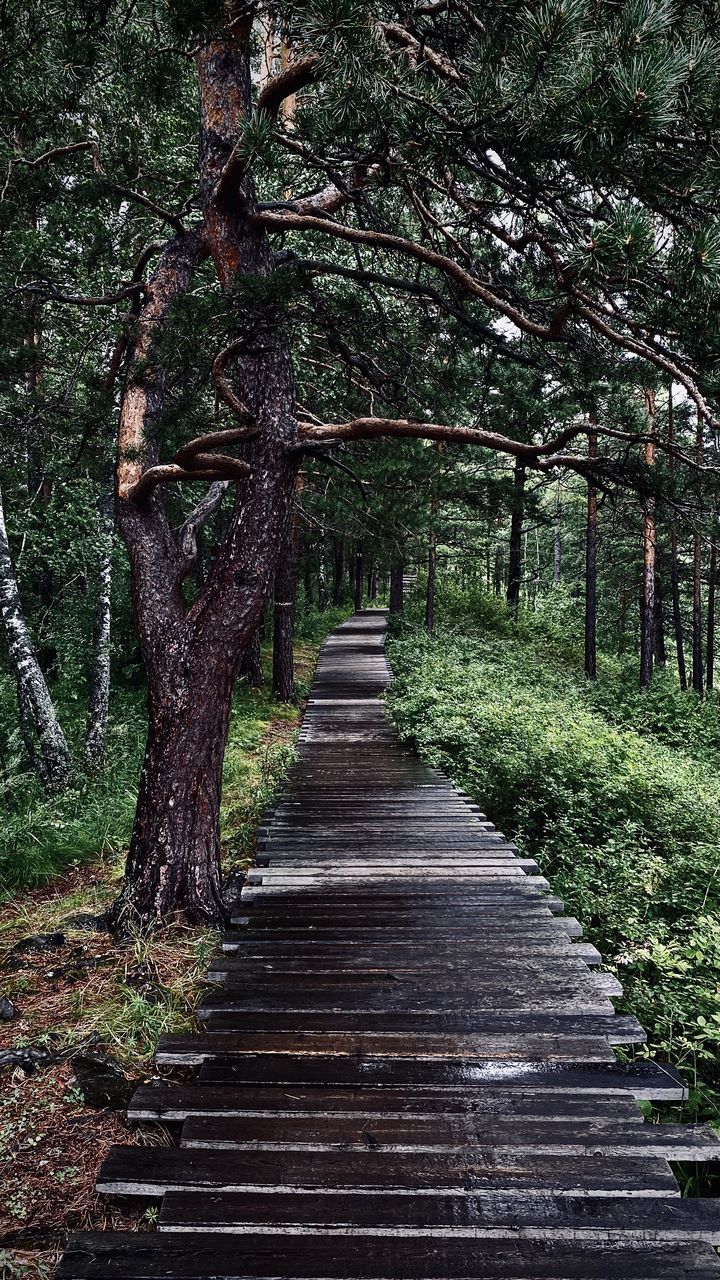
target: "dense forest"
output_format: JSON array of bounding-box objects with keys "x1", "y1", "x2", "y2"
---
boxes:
[{"x1": 4, "y1": 0, "x2": 720, "y2": 1259}]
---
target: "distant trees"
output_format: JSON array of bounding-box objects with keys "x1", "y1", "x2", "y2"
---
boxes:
[{"x1": 3, "y1": 1, "x2": 720, "y2": 927}]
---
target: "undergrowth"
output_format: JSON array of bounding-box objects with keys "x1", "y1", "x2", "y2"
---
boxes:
[{"x1": 388, "y1": 584, "x2": 720, "y2": 1129}]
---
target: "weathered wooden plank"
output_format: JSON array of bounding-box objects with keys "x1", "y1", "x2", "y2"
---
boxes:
[
  {"x1": 96, "y1": 1145, "x2": 679, "y2": 1197},
  {"x1": 156, "y1": 1191, "x2": 720, "y2": 1243},
  {"x1": 178, "y1": 1116, "x2": 720, "y2": 1161},
  {"x1": 55, "y1": 1232, "x2": 720, "y2": 1278},
  {"x1": 128, "y1": 1083, "x2": 646, "y2": 1123}
]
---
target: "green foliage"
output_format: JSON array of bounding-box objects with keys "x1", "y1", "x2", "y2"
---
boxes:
[{"x1": 388, "y1": 588, "x2": 720, "y2": 1117}]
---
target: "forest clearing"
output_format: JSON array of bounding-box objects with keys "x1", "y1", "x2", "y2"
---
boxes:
[{"x1": 3, "y1": 1, "x2": 720, "y2": 1277}]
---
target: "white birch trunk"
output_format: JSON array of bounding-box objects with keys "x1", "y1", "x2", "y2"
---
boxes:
[
  {"x1": 0, "y1": 482, "x2": 72, "y2": 791},
  {"x1": 84, "y1": 493, "x2": 114, "y2": 770}
]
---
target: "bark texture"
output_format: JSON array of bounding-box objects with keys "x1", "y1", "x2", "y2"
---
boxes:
[
  {"x1": 0, "y1": 483, "x2": 72, "y2": 792},
  {"x1": 584, "y1": 431, "x2": 598, "y2": 682},
  {"x1": 506, "y1": 459, "x2": 525, "y2": 609},
  {"x1": 84, "y1": 492, "x2": 114, "y2": 770}
]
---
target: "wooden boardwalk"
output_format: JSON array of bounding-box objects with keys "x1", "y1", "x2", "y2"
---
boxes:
[{"x1": 59, "y1": 612, "x2": 720, "y2": 1278}]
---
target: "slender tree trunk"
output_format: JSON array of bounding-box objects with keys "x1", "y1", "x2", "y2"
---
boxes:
[
  {"x1": 639, "y1": 391, "x2": 657, "y2": 690},
  {"x1": 667, "y1": 388, "x2": 687, "y2": 690},
  {"x1": 239, "y1": 627, "x2": 264, "y2": 687},
  {"x1": 389, "y1": 562, "x2": 404, "y2": 615},
  {"x1": 317, "y1": 536, "x2": 327, "y2": 611},
  {"x1": 0, "y1": 482, "x2": 72, "y2": 791},
  {"x1": 653, "y1": 571, "x2": 667, "y2": 668},
  {"x1": 553, "y1": 493, "x2": 562, "y2": 586},
  {"x1": 84, "y1": 491, "x2": 114, "y2": 771},
  {"x1": 354, "y1": 541, "x2": 364, "y2": 612},
  {"x1": 506, "y1": 460, "x2": 525, "y2": 609},
  {"x1": 707, "y1": 538, "x2": 716, "y2": 693},
  {"x1": 332, "y1": 537, "x2": 344, "y2": 605},
  {"x1": 692, "y1": 412, "x2": 704, "y2": 695},
  {"x1": 425, "y1": 527, "x2": 437, "y2": 633},
  {"x1": 493, "y1": 544, "x2": 503, "y2": 595},
  {"x1": 272, "y1": 480, "x2": 302, "y2": 702},
  {"x1": 584, "y1": 429, "x2": 598, "y2": 681},
  {"x1": 368, "y1": 564, "x2": 378, "y2": 601}
]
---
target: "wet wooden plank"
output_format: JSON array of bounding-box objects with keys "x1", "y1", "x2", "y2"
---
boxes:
[
  {"x1": 96, "y1": 1145, "x2": 679, "y2": 1197},
  {"x1": 156, "y1": 1191, "x2": 720, "y2": 1243},
  {"x1": 55, "y1": 1232, "x2": 720, "y2": 1278}
]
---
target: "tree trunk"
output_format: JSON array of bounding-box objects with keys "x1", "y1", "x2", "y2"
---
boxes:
[
  {"x1": 368, "y1": 564, "x2": 378, "y2": 601},
  {"x1": 639, "y1": 390, "x2": 656, "y2": 690},
  {"x1": 0, "y1": 482, "x2": 72, "y2": 792},
  {"x1": 667, "y1": 389, "x2": 687, "y2": 690},
  {"x1": 493, "y1": 544, "x2": 503, "y2": 595},
  {"x1": 389, "y1": 562, "x2": 404, "y2": 614},
  {"x1": 584, "y1": 430, "x2": 598, "y2": 681},
  {"x1": 692, "y1": 412, "x2": 704, "y2": 695},
  {"x1": 553, "y1": 493, "x2": 562, "y2": 586},
  {"x1": 332, "y1": 537, "x2": 344, "y2": 605},
  {"x1": 240, "y1": 627, "x2": 264, "y2": 687},
  {"x1": 707, "y1": 538, "x2": 716, "y2": 693},
  {"x1": 272, "y1": 490, "x2": 301, "y2": 702},
  {"x1": 653, "y1": 570, "x2": 667, "y2": 668},
  {"x1": 317, "y1": 537, "x2": 327, "y2": 611},
  {"x1": 110, "y1": 657, "x2": 233, "y2": 928},
  {"x1": 506, "y1": 459, "x2": 525, "y2": 609},
  {"x1": 354, "y1": 541, "x2": 364, "y2": 612},
  {"x1": 84, "y1": 492, "x2": 114, "y2": 771}
]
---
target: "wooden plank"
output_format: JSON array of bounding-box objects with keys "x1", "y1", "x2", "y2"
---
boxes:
[
  {"x1": 54, "y1": 1232, "x2": 720, "y2": 1278},
  {"x1": 128, "y1": 1083, "x2": 646, "y2": 1123},
  {"x1": 156, "y1": 1191, "x2": 720, "y2": 1243},
  {"x1": 178, "y1": 1116, "x2": 720, "y2": 1161},
  {"x1": 196, "y1": 1059, "x2": 687, "y2": 1098},
  {"x1": 96, "y1": 1145, "x2": 680, "y2": 1197}
]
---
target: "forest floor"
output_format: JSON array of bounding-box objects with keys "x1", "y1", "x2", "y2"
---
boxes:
[{"x1": 0, "y1": 639, "x2": 321, "y2": 1279}]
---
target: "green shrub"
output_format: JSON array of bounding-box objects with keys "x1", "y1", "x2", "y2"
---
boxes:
[{"x1": 387, "y1": 598, "x2": 720, "y2": 1118}]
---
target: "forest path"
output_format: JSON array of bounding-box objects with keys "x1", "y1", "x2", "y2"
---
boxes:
[{"x1": 59, "y1": 612, "x2": 720, "y2": 1279}]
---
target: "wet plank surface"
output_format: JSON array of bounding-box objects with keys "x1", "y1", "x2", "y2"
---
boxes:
[{"x1": 59, "y1": 611, "x2": 720, "y2": 1278}]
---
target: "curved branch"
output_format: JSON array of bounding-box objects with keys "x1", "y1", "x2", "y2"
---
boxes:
[
  {"x1": 211, "y1": 343, "x2": 258, "y2": 428},
  {"x1": 178, "y1": 480, "x2": 231, "y2": 570},
  {"x1": 257, "y1": 54, "x2": 321, "y2": 118},
  {"x1": 298, "y1": 416, "x2": 583, "y2": 459}
]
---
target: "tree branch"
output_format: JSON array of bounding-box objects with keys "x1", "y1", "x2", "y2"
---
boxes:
[
  {"x1": 177, "y1": 480, "x2": 230, "y2": 570},
  {"x1": 257, "y1": 54, "x2": 321, "y2": 118}
]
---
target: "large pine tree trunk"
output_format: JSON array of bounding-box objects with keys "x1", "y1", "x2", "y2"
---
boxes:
[
  {"x1": 506, "y1": 460, "x2": 525, "y2": 609},
  {"x1": 84, "y1": 492, "x2": 113, "y2": 771},
  {"x1": 0, "y1": 482, "x2": 72, "y2": 791},
  {"x1": 110, "y1": 20, "x2": 299, "y2": 930},
  {"x1": 584, "y1": 431, "x2": 598, "y2": 681},
  {"x1": 639, "y1": 391, "x2": 656, "y2": 690}
]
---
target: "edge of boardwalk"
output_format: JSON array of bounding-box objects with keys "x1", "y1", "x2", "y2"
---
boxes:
[{"x1": 56, "y1": 611, "x2": 720, "y2": 1280}]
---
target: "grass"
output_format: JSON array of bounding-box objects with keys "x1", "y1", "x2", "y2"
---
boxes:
[{"x1": 0, "y1": 609, "x2": 347, "y2": 1267}]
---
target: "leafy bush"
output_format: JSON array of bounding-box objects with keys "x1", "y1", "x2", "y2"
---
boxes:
[{"x1": 388, "y1": 593, "x2": 720, "y2": 1118}]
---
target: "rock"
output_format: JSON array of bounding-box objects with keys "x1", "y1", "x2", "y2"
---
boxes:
[
  {"x1": 0, "y1": 996, "x2": 19, "y2": 1020},
  {"x1": 61, "y1": 912, "x2": 109, "y2": 933},
  {"x1": 6, "y1": 932, "x2": 66, "y2": 968},
  {"x1": 72, "y1": 1051, "x2": 136, "y2": 1110}
]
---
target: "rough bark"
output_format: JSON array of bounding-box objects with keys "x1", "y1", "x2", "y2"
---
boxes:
[
  {"x1": 84, "y1": 492, "x2": 114, "y2": 771},
  {"x1": 0, "y1": 482, "x2": 72, "y2": 791},
  {"x1": 239, "y1": 627, "x2": 264, "y2": 687},
  {"x1": 584, "y1": 430, "x2": 598, "y2": 681},
  {"x1": 653, "y1": 570, "x2": 667, "y2": 668},
  {"x1": 272, "y1": 522, "x2": 297, "y2": 702},
  {"x1": 110, "y1": 20, "x2": 298, "y2": 930},
  {"x1": 506, "y1": 459, "x2": 525, "y2": 609},
  {"x1": 639, "y1": 391, "x2": 657, "y2": 690}
]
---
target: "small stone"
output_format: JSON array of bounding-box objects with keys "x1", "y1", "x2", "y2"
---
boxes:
[
  {"x1": 61, "y1": 912, "x2": 109, "y2": 933},
  {"x1": 71, "y1": 1052, "x2": 136, "y2": 1110},
  {"x1": 0, "y1": 996, "x2": 19, "y2": 1020}
]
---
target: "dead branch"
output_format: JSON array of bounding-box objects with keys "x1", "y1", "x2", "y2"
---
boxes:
[{"x1": 177, "y1": 480, "x2": 231, "y2": 567}]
